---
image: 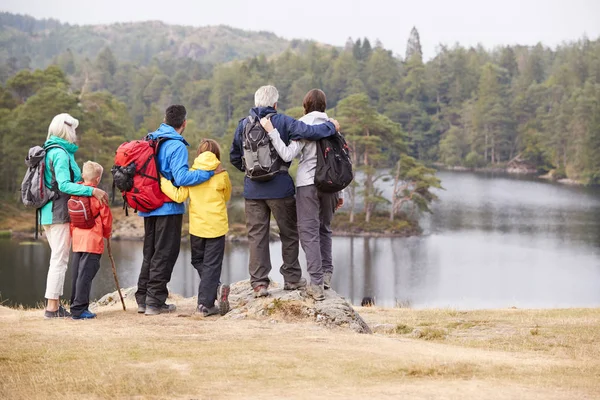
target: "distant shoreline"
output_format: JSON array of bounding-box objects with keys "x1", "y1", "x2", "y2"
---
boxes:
[
  {"x1": 5, "y1": 229, "x2": 418, "y2": 242},
  {"x1": 434, "y1": 164, "x2": 585, "y2": 186}
]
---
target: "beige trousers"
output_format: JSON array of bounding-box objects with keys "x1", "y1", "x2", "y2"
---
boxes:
[{"x1": 43, "y1": 223, "x2": 71, "y2": 300}]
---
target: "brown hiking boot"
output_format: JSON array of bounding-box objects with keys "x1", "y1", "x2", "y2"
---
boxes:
[
  {"x1": 323, "y1": 273, "x2": 333, "y2": 290},
  {"x1": 283, "y1": 277, "x2": 307, "y2": 290},
  {"x1": 218, "y1": 284, "x2": 230, "y2": 316},
  {"x1": 306, "y1": 283, "x2": 325, "y2": 301},
  {"x1": 253, "y1": 285, "x2": 269, "y2": 298}
]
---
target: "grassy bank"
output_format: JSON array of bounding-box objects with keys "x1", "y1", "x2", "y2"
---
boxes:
[
  {"x1": 1, "y1": 204, "x2": 422, "y2": 240},
  {"x1": 1, "y1": 297, "x2": 598, "y2": 399}
]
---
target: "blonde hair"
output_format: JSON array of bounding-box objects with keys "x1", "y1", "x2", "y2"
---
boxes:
[
  {"x1": 47, "y1": 113, "x2": 78, "y2": 143},
  {"x1": 254, "y1": 85, "x2": 279, "y2": 107},
  {"x1": 82, "y1": 161, "x2": 103, "y2": 183}
]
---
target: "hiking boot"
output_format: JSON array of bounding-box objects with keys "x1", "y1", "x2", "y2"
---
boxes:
[
  {"x1": 323, "y1": 273, "x2": 333, "y2": 290},
  {"x1": 72, "y1": 309, "x2": 97, "y2": 320},
  {"x1": 306, "y1": 283, "x2": 325, "y2": 301},
  {"x1": 137, "y1": 304, "x2": 146, "y2": 314},
  {"x1": 44, "y1": 305, "x2": 71, "y2": 319},
  {"x1": 283, "y1": 277, "x2": 307, "y2": 291},
  {"x1": 197, "y1": 304, "x2": 220, "y2": 317},
  {"x1": 144, "y1": 303, "x2": 176, "y2": 316},
  {"x1": 218, "y1": 284, "x2": 230, "y2": 316},
  {"x1": 253, "y1": 285, "x2": 269, "y2": 298}
]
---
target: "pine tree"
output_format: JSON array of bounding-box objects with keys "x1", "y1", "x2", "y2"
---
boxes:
[{"x1": 405, "y1": 27, "x2": 423, "y2": 62}]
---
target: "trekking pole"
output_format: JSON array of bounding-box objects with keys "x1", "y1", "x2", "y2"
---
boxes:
[{"x1": 107, "y1": 239, "x2": 126, "y2": 311}]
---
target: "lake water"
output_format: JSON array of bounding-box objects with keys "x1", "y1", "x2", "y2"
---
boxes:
[{"x1": 1, "y1": 171, "x2": 599, "y2": 309}]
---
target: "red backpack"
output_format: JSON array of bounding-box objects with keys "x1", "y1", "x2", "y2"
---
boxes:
[
  {"x1": 68, "y1": 195, "x2": 99, "y2": 229},
  {"x1": 111, "y1": 137, "x2": 171, "y2": 213}
]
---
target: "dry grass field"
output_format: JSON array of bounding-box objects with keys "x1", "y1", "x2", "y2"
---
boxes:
[{"x1": 1, "y1": 296, "x2": 599, "y2": 399}]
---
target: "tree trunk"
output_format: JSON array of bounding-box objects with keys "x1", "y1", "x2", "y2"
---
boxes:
[
  {"x1": 349, "y1": 139, "x2": 358, "y2": 224},
  {"x1": 390, "y1": 161, "x2": 401, "y2": 222},
  {"x1": 349, "y1": 184, "x2": 355, "y2": 223},
  {"x1": 491, "y1": 134, "x2": 496, "y2": 164},
  {"x1": 484, "y1": 127, "x2": 489, "y2": 163}
]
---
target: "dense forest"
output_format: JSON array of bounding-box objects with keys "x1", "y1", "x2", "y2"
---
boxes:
[{"x1": 0, "y1": 12, "x2": 599, "y2": 222}]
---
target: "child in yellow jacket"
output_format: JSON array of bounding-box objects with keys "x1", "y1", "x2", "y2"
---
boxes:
[{"x1": 161, "y1": 139, "x2": 232, "y2": 317}]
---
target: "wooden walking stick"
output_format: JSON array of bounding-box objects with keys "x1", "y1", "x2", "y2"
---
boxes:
[{"x1": 107, "y1": 239, "x2": 126, "y2": 311}]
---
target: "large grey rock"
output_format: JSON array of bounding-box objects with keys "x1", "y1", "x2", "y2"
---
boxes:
[
  {"x1": 224, "y1": 280, "x2": 372, "y2": 334},
  {"x1": 95, "y1": 286, "x2": 137, "y2": 306}
]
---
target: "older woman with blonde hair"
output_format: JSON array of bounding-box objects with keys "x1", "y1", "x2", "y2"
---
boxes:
[{"x1": 41, "y1": 113, "x2": 108, "y2": 318}]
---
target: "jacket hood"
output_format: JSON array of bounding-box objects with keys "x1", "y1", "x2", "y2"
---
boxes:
[
  {"x1": 192, "y1": 151, "x2": 220, "y2": 171},
  {"x1": 44, "y1": 135, "x2": 79, "y2": 154},
  {"x1": 147, "y1": 123, "x2": 189, "y2": 146},
  {"x1": 299, "y1": 111, "x2": 329, "y2": 125},
  {"x1": 250, "y1": 106, "x2": 277, "y2": 119}
]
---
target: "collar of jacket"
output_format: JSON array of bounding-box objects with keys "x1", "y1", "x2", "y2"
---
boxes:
[
  {"x1": 146, "y1": 123, "x2": 190, "y2": 146},
  {"x1": 250, "y1": 106, "x2": 277, "y2": 119},
  {"x1": 44, "y1": 135, "x2": 79, "y2": 154}
]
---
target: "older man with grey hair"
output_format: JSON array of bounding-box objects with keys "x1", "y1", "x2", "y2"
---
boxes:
[{"x1": 230, "y1": 85, "x2": 340, "y2": 297}]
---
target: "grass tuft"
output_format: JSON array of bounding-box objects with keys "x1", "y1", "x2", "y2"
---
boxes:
[{"x1": 394, "y1": 323, "x2": 413, "y2": 334}]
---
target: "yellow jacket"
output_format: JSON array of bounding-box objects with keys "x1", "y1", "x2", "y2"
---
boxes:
[{"x1": 161, "y1": 152, "x2": 231, "y2": 238}]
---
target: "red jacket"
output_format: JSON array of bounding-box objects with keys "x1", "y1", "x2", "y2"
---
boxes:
[{"x1": 71, "y1": 183, "x2": 113, "y2": 254}]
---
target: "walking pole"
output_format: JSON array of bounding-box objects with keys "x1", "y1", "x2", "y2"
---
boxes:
[{"x1": 107, "y1": 238, "x2": 126, "y2": 311}]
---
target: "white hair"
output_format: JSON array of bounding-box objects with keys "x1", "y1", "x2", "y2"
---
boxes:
[
  {"x1": 254, "y1": 85, "x2": 279, "y2": 107},
  {"x1": 47, "y1": 113, "x2": 78, "y2": 143}
]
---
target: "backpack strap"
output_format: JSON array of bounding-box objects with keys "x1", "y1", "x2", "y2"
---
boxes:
[{"x1": 44, "y1": 145, "x2": 75, "y2": 184}]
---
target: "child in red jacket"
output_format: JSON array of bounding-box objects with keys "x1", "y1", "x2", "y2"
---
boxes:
[{"x1": 69, "y1": 161, "x2": 113, "y2": 319}]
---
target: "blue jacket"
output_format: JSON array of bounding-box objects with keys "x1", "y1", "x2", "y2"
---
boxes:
[
  {"x1": 139, "y1": 123, "x2": 214, "y2": 217},
  {"x1": 230, "y1": 107, "x2": 336, "y2": 200}
]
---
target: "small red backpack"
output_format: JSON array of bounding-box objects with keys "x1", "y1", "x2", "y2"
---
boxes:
[
  {"x1": 111, "y1": 137, "x2": 171, "y2": 213},
  {"x1": 68, "y1": 195, "x2": 99, "y2": 229}
]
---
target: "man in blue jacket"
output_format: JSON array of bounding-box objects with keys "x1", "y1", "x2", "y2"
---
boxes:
[
  {"x1": 136, "y1": 105, "x2": 217, "y2": 315},
  {"x1": 230, "y1": 85, "x2": 340, "y2": 297}
]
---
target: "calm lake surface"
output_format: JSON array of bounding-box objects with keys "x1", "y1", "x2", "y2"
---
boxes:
[{"x1": 1, "y1": 171, "x2": 599, "y2": 309}]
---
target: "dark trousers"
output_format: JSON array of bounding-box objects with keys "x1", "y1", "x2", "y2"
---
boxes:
[
  {"x1": 135, "y1": 214, "x2": 183, "y2": 308},
  {"x1": 245, "y1": 197, "x2": 302, "y2": 289},
  {"x1": 296, "y1": 185, "x2": 338, "y2": 285},
  {"x1": 70, "y1": 252, "x2": 101, "y2": 317},
  {"x1": 191, "y1": 235, "x2": 226, "y2": 308}
]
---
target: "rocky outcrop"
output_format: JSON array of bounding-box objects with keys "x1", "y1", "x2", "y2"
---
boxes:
[
  {"x1": 224, "y1": 280, "x2": 372, "y2": 334},
  {"x1": 96, "y1": 286, "x2": 137, "y2": 306},
  {"x1": 94, "y1": 281, "x2": 372, "y2": 334},
  {"x1": 506, "y1": 155, "x2": 538, "y2": 174}
]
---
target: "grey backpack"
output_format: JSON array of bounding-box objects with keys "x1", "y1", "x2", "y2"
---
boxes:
[
  {"x1": 21, "y1": 145, "x2": 67, "y2": 209},
  {"x1": 242, "y1": 113, "x2": 287, "y2": 182}
]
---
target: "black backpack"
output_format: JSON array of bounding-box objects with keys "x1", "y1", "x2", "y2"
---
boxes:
[
  {"x1": 242, "y1": 113, "x2": 287, "y2": 182},
  {"x1": 315, "y1": 132, "x2": 353, "y2": 193}
]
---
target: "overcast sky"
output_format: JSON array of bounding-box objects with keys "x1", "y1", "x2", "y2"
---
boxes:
[{"x1": 2, "y1": 0, "x2": 599, "y2": 59}]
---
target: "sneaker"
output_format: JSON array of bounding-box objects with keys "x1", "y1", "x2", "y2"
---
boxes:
[
  {"x1": 44, "y1": 305, "x2": 71, "y2": 319},
  {"x1": 283, "y1": 277, "x2": 307, "y2": 290},
  {"x1": 137, "y1": 304, "x2": 146, "y2": 314},
  {"x1": 72, "y1": 309, "x2": 97, "y2": 320},
  {"x1": 218, "y1": 284, "x2": 230, "y2": 316},
  {"x1": 197, "y1": 304, "x2": 220, "y2": 317},
  {"x1": 306, "y1": 283, "x2": 325, "y2": 301},
  {"x1": 253, "y1": 285, "x2": 269, "y2": 298},
  {"x1": 144, "y1": 303, "x2": 176, "y2": 316},
  {"x1": 323, "y1": 273, "x2": 333, "y2": 290}
]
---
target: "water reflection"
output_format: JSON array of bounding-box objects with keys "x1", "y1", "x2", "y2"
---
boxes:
[{"x1": 1, "y1": 171, "x2": 600, "y2": 309}]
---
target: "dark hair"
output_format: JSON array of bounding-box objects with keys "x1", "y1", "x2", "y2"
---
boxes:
[
  {"x1": 165, "y1": 105, "x2": 187, "y2": 129},
  {"x1": 303, "y1": 89, "x2": 327, "y2": 114},
  {"x1": 197, "y1": 139, "x2": 221, "y2": 161}
]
